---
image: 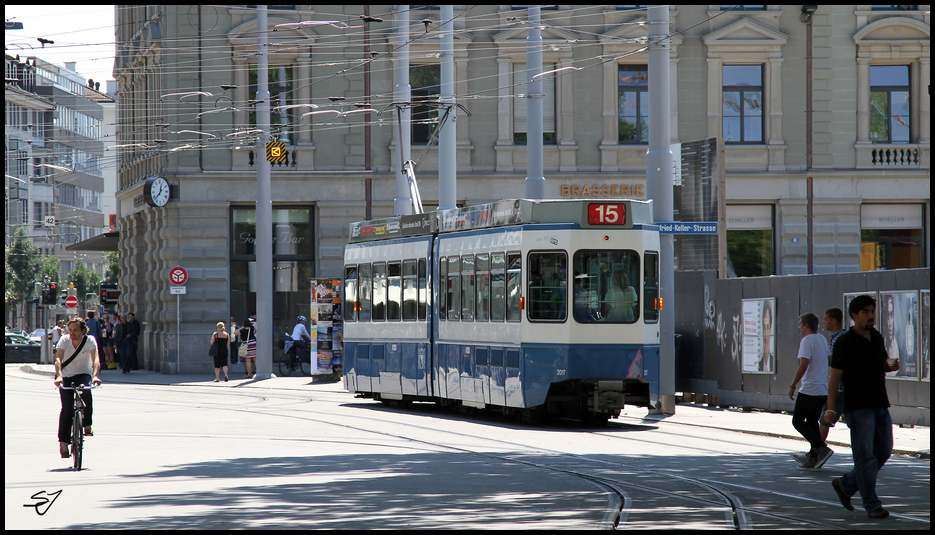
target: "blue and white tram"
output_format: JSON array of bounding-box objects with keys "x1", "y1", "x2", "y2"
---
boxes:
[{"x1": 342, "y1": 199, "x2": 660, "y2": 422}]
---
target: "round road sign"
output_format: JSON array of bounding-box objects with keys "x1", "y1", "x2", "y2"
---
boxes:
[
  {"x1": 65, "y1": 295, "x2": 79, "y2": 308},
  {"x1": 169, "y1": 266, "x2": 188, "y2": 285}
]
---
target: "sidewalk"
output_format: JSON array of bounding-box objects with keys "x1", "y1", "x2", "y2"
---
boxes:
[{"x1": 21, "y1": 363, "x2": 929, "y2": 460}]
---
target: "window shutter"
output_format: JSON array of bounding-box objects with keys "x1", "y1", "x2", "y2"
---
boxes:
[{"x1": 513, "y1": 63, "x2": 555, "y2": 134}]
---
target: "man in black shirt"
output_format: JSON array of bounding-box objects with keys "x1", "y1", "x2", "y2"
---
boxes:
[{"x1": 824, "y1": 295, "x2": 899, "y2": 519}]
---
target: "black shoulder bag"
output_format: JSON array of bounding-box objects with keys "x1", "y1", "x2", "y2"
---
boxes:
[{"x1": 61, "y1": 335, "x2": 89, "y2": 370}]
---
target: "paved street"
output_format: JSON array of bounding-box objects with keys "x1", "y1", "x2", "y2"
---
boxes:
[{"x1": 5, "y1": 364, "x2": 930, "y2": 530}]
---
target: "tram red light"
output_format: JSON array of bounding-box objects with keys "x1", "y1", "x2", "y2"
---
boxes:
[
  {"x1": 519, "y1": 297, "x2": 525, "y2": 310},
  {"x1": 603, "y1": 235, "x2": 609, "y2": 241}
]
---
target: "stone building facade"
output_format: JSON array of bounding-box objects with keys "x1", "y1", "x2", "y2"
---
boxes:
[{"x1": 112, "y1": 5, "x2": 929, "y2": 373}]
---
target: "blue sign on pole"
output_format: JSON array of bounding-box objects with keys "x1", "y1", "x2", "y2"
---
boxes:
[{"x1": 655, "y1": 222, "x2": 719, "y2": 234}]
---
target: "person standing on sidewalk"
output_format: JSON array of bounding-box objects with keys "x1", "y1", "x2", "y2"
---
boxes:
[
  {"x1": 825, "y1": 294, "x2": 899, "y2": 519},
  {"x1": 788, "y1": 313, "x2": 833, "y2": 470},
  {"x1": 819, "y1": 307, "x2": 846, "y2": 443}
]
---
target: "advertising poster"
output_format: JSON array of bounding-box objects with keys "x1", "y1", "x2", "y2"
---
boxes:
[
  {"x1": 742, "y1": 298, "x2": 775, "y2": 374},
  {"x1": 922, "y1": 290, "x2": 930, "y2": 382},
  {"x1": 310, "y1": 278, "x2": 343, "y2": 373},
  {"x1": 880, "y1": 290, "x2": 919, "y2": 380},
  {"x1": 843, "y1": 292, "x2": 878, "y2": 330}
]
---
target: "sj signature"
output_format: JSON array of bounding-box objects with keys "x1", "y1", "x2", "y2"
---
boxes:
[{"x1": 24, "y1": 490, "x2": 62, "y2": 516}]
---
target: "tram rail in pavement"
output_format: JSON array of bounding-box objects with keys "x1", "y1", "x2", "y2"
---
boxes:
[{"x1": 20, "y1": 363, "x2": 930, "y2": 460}]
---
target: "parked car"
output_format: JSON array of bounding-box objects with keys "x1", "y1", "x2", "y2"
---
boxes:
[
  {"x1": 5, "y1": 332, "x2": 41, "y2": 363},
  {"x1": 28, "y1": 328, "x2": 48, "y2": 343}
]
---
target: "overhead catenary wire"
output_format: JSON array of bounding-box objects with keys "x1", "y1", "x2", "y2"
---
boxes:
[{"x1": 7, "y1": 5, "x2": 740, "y2": 161}]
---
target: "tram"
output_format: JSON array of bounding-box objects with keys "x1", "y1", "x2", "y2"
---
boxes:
[{"x1": 342, "y1": 199, "x2": 661, "y2": 423}]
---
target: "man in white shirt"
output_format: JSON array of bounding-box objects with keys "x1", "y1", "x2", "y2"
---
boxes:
[
  {"x1": 788, "y1": 313, "x2": 833, "y2": 470},
  {"x1": 54, "y1": 318, "x2": 101, "y2": 458}
]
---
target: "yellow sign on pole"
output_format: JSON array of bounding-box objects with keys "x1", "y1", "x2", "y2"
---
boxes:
[{"x1": 266, "y1": 142, "x2": 287, "y2": 162}]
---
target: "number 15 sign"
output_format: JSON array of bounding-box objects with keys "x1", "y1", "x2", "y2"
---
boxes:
[{"x1": 169, "y1": 266, "x2": 188, "y2": 285}]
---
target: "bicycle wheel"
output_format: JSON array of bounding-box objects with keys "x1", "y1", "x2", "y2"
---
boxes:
[
  {"x1": 72, "y1": 406, "x2": 84, "y2": 471},
  {"x1": 300, "y1": 350, "x2": 311, "y2": 376},
  {"x1": 278, "y1": 352, "x2": 295, "y2": 376}
]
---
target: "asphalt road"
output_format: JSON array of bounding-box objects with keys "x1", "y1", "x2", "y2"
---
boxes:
[{"x1": 5, "y1": 366, "x2": 930, "y2": 529}]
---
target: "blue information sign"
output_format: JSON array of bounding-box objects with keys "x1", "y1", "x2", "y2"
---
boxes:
[{"x1": 656, "y1": 222, "x2": 719, "y2": 234}]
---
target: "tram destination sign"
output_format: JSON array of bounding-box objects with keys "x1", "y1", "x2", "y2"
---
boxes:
[{"x1": 656, "y1": 221, "x2": 719, "y2": 234}]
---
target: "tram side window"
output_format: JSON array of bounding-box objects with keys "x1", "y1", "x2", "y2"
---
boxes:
[
  {"x1": 490, "y1": 253, "x2": 506, "y2": 321},
  {"x1": 359, "y1": 263, "x2": 372, "y2": 321},
  {"x1": 439, "y1": 257, "x2": 447, "y2": 320},
  {"x1": 372, "y1": 262, "x2": 387, "y2": 321},
  {"x1": 644, "y1": 252, "x2": 659, "y2": 323},
  {"x1": 418, "y1": 258, "x2": 427, "y2": 321},
  {"x1": 462, "y1": 255, "x2": 475, "y2": 321},
  {"x1": 528, "y1": 252, "x2": 567, "y2": 321},
  {"x1": 403, "y1": 260, "x2": 418, "y2": 321},
  {"x1": 388, "y1": 262, "x2": 402, "y2": 321},
  {"x1": 476, "y1": 254, "x2": 490, "y2": 321},
  {"x1": 345, "y1": 265, "x2": 357, "y2": 322},
  {"x1": 506, "y1": 253, "x2": 522, "y2": 322},
  {"x1": 571, "y1": 250, "x2": 639, "y2": 323},
  {"x1": 447, "y1": 256, "x2": 460, "y2": 321}
]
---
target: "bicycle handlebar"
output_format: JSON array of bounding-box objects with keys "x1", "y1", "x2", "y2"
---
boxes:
[{"x1": 58, "y1": 383, "x2": 101, "y2": 391}]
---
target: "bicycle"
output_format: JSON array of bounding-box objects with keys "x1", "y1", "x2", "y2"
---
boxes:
[
  {"x1": 59, "y1": 383, "x2": 100, "y2": 471},
  {"x1": 278, "y1": 343, "x2": 311, "y2": 377}
]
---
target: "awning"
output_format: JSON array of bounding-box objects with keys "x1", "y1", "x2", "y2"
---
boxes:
[{"x1": 66, "y1": 231, "x2": 119, "y2": 252}]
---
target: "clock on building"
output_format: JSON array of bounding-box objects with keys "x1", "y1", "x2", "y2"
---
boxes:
[{"x1": 144, "y1": 176, "x2": 170, "y2": 207}]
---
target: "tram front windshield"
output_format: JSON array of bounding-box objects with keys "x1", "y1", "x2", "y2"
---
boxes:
[{"x1": 572, "y1": 250, "x2": 640, "y2": 323}]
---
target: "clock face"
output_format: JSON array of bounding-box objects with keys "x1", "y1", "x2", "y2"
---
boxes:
[{"x1": 147, "y1": 177, "x2": 170, "y2": 207}]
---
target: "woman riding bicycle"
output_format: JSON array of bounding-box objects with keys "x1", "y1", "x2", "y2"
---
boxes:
[{"x1": 53, "y1": 318, "x2": 101, "y2": 458}]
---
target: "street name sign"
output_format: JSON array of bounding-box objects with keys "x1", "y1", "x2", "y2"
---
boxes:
[{"x1": 656, "y1": 221, "x2": 719, "y2": 234}]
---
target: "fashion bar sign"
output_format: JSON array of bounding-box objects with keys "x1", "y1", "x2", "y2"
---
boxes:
[{"x1": 561, "y1": 184, "x2": 644, "y2": 197}]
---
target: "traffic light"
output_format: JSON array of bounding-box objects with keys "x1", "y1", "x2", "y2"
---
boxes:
[
  {"x1": 40, "y1": 284, "x2": 49, "y2": 305},
  {"x1": 48, "y1": 282, "x2": 57, "y2": 306}
]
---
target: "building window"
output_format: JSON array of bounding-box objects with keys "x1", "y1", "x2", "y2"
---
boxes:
[
  {"x1": 513, "y1": 63, "x2": 556, "y2": 145},
  {"x1": 411, "y1": 64, "x2": 440, "y2": 144},
  {"x1": 860, "y1": 204, "x2": 924, "y2": 270},
  {"x1": 722, "y1": 65, "x2": 763, "y2": 143},
  {"x1": 726, "y1": 205, "x2": 774, "y2": 277},
  {"x1": 870, "y1": 65, "x2": 910, "y2": 144},
  {"x1": 618, "y1": 65, "x2": 649, "y2": 143},
  {"x1": 250, "y1": 65, "x2": 295, "y2": 145}
]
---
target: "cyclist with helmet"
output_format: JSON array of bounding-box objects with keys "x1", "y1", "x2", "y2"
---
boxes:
[{"x1": 285, "y1": 315, "x2": 313, "y2": 359}]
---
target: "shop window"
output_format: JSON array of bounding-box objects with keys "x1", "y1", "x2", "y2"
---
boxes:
[
  {"x1": 860, "y1": 204, "x2": 924, "y2": 270},
  {"x1": 726, "y1": 205, "x2": 774, "y2": 277}
]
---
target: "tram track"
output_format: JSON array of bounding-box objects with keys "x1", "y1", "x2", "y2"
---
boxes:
[{"x1": 8, "y1": 373, "x2": 927, "y2": 529}]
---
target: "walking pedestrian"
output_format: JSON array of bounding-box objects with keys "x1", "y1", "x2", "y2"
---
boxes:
[
  {"x1": 101, "y1": 315, "x2": 116, "y2": 369},
  {"x1": 788, "y1": 313, "x2": 833, "y2": 470},
  {"x1": 240, "y1": 317, "x2": 257, "y2": 378},
  {"x1": 86, "y1": 311, "x2": 102, "y2": 367},
  {"x1": 118, "y1": 313, "x2": 133, "y2": 373},
  {"x1": 825, "y1": 294, "x2": 900, "y2": 519},
  {"x1": 819, "y1": 307, "x2": 846, "y2": 442},
  {"x1": 126, "y1": 312, "x2": 141, "y2": 370},
  {"x1": 210, "y1": 322, "x2": 230, "y2": 382}
]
